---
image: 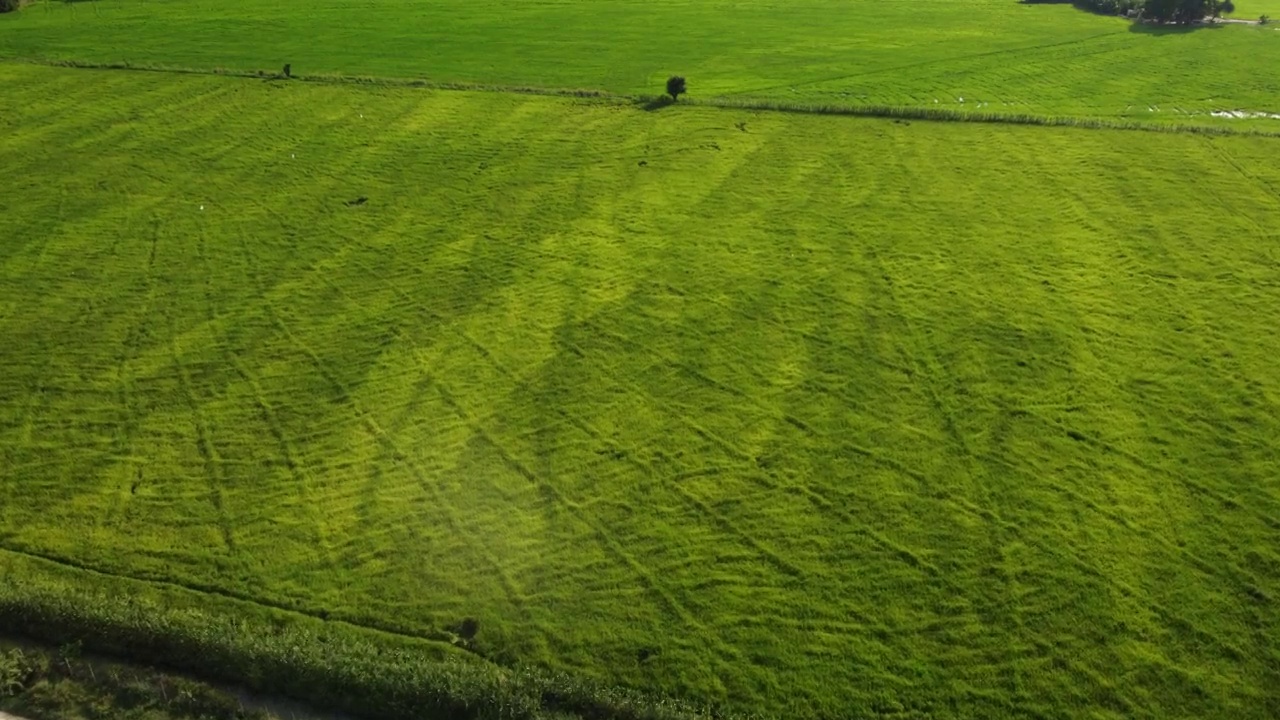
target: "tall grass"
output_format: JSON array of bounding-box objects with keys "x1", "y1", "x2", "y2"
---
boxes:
[{"x1": 0, "y1": 564, "x2": 716, "y2": 720}]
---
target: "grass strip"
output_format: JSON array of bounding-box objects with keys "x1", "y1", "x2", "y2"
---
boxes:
[
  {"x1": 0, "y1": 552, "x2": 722, "y2": 720},
  {"x1": 6, "y1": 57, "x2": 1280, "y2": 138}
]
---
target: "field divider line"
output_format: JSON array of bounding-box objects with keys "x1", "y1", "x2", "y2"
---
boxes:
[
  {"x1": 7, "y1": 57, "x2": 1280, "y2": 139},
  {"x1": 0, "y1": 542, "x2": 466, "y2": 650}
]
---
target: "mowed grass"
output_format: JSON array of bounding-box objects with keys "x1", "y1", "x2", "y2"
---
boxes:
[
  {"x1": 2, "y1": 0, "x2": 1280, "y2": 121},
  {"x1": 2, "y1": 63, "x2": 1280, "y2": 717}
]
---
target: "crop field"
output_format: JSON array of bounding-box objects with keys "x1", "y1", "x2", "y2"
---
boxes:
[
  {"x1": 2, "y1": 0, "x2": 1280, "y2": 122},
  {"x1": 2, "y1": 60, "x2": 1280, "y2": 718},
  {"x1": 3, "y1": 0, "x2": 1280, "y2": 718}
]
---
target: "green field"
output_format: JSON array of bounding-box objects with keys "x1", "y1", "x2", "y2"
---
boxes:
[
  {"x1": 3, "y1": 0, "x2": 1280, "y2": 718},
  {"x1": 3, "y1": 0, "x2": 1280, "y2": 122}
]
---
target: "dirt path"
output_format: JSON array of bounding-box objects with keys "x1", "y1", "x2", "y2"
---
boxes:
[{"x1": 0, "y1": 712, "x2": 32, "y2": 720}]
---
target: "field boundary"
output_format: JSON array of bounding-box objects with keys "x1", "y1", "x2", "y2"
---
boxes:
[
  {"x1": 0, "y1": 542, "x2": 462, "y2": 651},
  {"x1": 0, "y1": 549, "x2": 725, "y2": 720},
  {"x1": 7, "y1": 56, "x2": 1280, "y2": 138}
]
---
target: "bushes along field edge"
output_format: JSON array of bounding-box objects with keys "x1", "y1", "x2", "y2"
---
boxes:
[{"x1": 0, "y1": 552, "x2": 727, "y2": 720}]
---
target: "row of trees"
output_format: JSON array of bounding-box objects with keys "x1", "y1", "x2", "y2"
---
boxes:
[
  {"x1": 1069, "y1": 0, "x2": 1235, "y2": 23},
  {"x1": 1145, "y1": 0, "x2": 1234, "y2": 22}
]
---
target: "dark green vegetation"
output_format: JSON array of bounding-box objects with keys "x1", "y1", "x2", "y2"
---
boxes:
[
  {"x1": 1060, "y1": 0, "x2": 1236, "y2": 24},
  {"x1": 2, "y1": 57, "x2": 1280, "y2": 718},
  {"x1": 1, "y1": 637, "x2": 278, "y2": 720},
  {"x1": 0, "y1": 555, "x2": 699, "y2": 720},
  {"x1": 2, "y1": 0, "x2": 1280, "y2": 123}
]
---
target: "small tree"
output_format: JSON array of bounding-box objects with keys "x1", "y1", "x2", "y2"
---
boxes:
[
  {"x1": 666, "y1": 76, "x2": 687, "y2": 102},
  {"x1": 1219, "y1": 0, "x2": 1235, "y2": 14}
]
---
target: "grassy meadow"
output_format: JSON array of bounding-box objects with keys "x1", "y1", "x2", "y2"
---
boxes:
[
  {"x1": 2, "y1": 0, "x2": 1280, "y2": 122},
  {"x1": 2, "y1": 60, "x2": 1280, "y2": 717}
]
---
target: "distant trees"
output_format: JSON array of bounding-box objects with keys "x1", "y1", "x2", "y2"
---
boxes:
[
  {"x1": 1142, "y1": 0, "x2": 1212, "y2": 23},
  {"x1": 666, "y1": 76, "x2": 687, "y2": 102},
  {"x1": 0, "y1": 0, "x2": 27, "y2": 13},
  {"x1": 1053, "y1": 0, "x2": 1233, "y2": 23}
]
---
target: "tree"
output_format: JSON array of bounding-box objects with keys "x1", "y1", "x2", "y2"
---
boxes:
[
  {"x1": 1142, "y1": 0, "x2": 1205, "y2": 23},
  {"x1": 1219, "y1": 0, "x2": 1235, "y2": 14},
  {"x1": 666, "y1": 76, "x2": 687, "y2": 102}
]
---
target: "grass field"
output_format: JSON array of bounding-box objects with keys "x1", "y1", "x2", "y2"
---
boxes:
[
  {"x1": 3, "y1": 0, "x2": 1280, "y2": 123},
  {"x1": 2, "y1": 58, "x2": 1280, "y2": 718}
]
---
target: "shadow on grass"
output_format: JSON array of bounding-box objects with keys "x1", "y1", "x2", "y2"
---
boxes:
[
  {"x1": 1019, "y1": 0, "x2": 1230, "y2": 33},
  {"x1": 638, "y1": 96, "x2": 675, "y2": 112},
  {"x1": 1127, "y1": 20, "x2": 1225, "y2": 34}
]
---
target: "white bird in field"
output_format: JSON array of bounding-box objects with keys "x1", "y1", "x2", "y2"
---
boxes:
[{"x1": 200, "y1": 205, "x2": 204, "y2": 211}]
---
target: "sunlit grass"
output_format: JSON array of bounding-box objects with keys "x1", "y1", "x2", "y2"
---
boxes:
[
  {"x1": 1, "y1": 64, "x2": 1279, "y2": 717},
  {"x1": 2, "y1": 0, "x2": 1280, "y2": 122}
]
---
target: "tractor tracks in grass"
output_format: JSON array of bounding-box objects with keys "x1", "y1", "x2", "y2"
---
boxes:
[
  {"x1": 859, "y1": 238, "x2": 1269, "y2": 676},
  {"x1": 447, "y1": 325, "x2": 807, "y2": 582},
  {"x1": 1205, "y1": 137, "x2": 1280, "y2": 213},
  {"x1": 350, "y1": 295, "x2": 754, "y2": 663},
  {"x1": 191, "y1": 188, "x2": 337, "y2": 571},
  {"x1": 113, "y1": 216, "x2": 162, "y2": 475},
  {"x1": 168, "y1": 331, "x2": 237, "y2": 556},
  {"x1": 232, "y1": 231, "x2": 532, "y2": 623},
  {"x1": 561, "y1": 316, "x2": 948, "y2": 578},
  {"x1": 307, "y1": 241, "x2": 812, "y2": 588},
  {"x1": 420, "y1": 370, "x2": 754, "y2": 670}
]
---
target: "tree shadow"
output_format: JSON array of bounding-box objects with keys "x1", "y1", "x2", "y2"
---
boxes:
[
  {"x1": 1127, "y1": 19, "x2": 1224, "y2": 34},
  {"x1": 1018, "y1": 0, "x2": 1232, "y2": 32},
  {"x1": 637, "y1": 96, "x2": 674, "y2": 112}
]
